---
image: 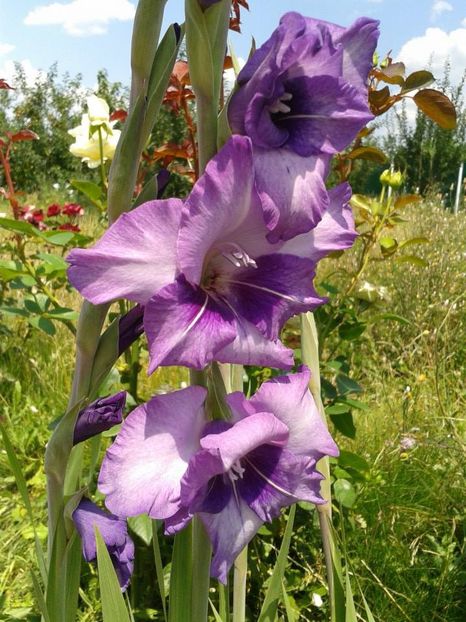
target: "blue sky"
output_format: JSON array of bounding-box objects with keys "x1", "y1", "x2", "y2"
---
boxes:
[{"x1": 0, "y1": 0, "x2": 465, "y2": 88}]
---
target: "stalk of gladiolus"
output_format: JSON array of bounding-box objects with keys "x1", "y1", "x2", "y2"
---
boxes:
[
  {"x1": 300, "y1": 312, "x2": 338, "y2": 617},
  {"x1": 45, "y1": 2, "x2": 173, "y2": 615},
  {"x1": 183, "y1": 2, "x2": 231, "y2": 619}
]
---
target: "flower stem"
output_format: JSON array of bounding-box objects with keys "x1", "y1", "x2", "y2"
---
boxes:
[
  {"x1": 232, "y1": 546, "x2": 248, "y2": 622},
  {"x1": 191, "y1": 517, "x2": 212, "y2": 622}
]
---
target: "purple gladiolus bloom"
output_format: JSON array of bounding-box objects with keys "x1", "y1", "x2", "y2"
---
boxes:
[
  {"x1": 73, "y1": 391, "x2": 126, "y2": 444},
  {"x1": 199, "y1": 0, "x2": 222, "y2": 7},
  {"x1": 228, "y1": 12, "x2": 379, "y2": 240},
  {"x1": 118, "y1": 305, "x2": 145, "y2": 356},
  {"x1": 98, "y1": 368, "x2": 338, "y2": 583},
  {"x1": 72, "y1": 498, "x2": 134, "y2": 591},
  {"x1": 67, "y1": 136, "x2": 356, "y2": 373}
]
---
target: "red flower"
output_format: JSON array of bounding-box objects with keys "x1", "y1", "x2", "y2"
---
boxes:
[
  {"x1": 62, "y1": 203, "x2": 84, "y2": 217},
  {"x1": 58, "y1": 223, "x2": 80, "y2": 232},
  {"x1": 47, "y1": 203, "x2": 61, "y2": 217}
]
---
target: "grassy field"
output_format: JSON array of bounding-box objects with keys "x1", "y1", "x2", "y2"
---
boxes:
[{"x1": 0, "y1": 200, "x2": 464, "y2": 621}]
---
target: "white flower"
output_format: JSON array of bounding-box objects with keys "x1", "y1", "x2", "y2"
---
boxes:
[{"x1": 311, "y1": 593, "x2": 323, "y2": 607}]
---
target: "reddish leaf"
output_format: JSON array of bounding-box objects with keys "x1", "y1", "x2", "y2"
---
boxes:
[
  {"x1": 9, "y1": 129, "x2": 40, "y2": 142},
  {"x1": 372, "y1": 68, "x2": 405, "y2": 87},
  {"x1": 347, "y1": 146, "x2": 387, "y2": 164},
  {"x1": 110, "y1": 109, "x2": 127, "y2": 123},
  {"x1": 401, "y1": 70, "x2": 434, "y2": 93},
  {"x1": 0, "y1": 79, "x2": 13, "y2": 90},
  {"x1": 413, "y1": 89, "x2": 457, "y2": 129}
]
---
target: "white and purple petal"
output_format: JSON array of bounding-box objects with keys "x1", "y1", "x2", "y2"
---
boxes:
[
  {"x1": 143, "y1": 278, "x2": 237, "y2": 372},
  {"x1": 67, "y1": 199, "x2": 182, "y2": 305},
  {"x1": 98, "y1": 386, "x2": 207, "y2": 520}
]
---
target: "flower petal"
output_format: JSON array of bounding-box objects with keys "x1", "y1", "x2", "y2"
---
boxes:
[
  {"x1": 279, "y1": 182, "x2": 357, "y2": 262},
  {"x1": 235, "y1": 367, "x2": 339, "y2": 460},
  {"x1": 143, "y1": 278, "x2": 237, "y2": 372},
  {"x1": 67, "y1": 199, "x2": 182, "y2": 305},
  {"x1": 98, "y1": 386, "x2": 207, "y2": 519},
  {"x1": 177, "y1": 135, "x2": 266, "y2": 285},
  {"x1": 200, "y1": 495, "x2": 263, "y2": 584},
  {"x1": 215, "y1": 317, "x2": 294, "y2": 369},
  {"x1": 253, "y1": 147, "x2": 330, "y2": 242},
  {"x1": 224, "y1": 254, "x2": 324, "y2": 339}
]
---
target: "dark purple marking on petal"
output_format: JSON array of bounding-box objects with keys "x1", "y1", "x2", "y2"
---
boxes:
[
  {"x1": 223, "y1": 253, "x2": 325, "y2": 339},
  {"x1": 144, "y1": 277, "x2": 236, "y2": 372}
]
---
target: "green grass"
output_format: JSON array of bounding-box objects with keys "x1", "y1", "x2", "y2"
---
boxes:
[{"x1": 0, "y1": 201, "x2": 465, "y2": 621}]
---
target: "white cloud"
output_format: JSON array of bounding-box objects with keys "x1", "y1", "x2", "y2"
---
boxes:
[
  {"x1": 0, "y1": 43, "x2": 15, "y2": 56},
  {"x1": 397, "y1": 27, "x2": 466, "y2": 85},
  {"x1": 431, "y1": 1, "x2": 453, "y2": 21},
  {"x1": 462, "y1": 17, "x2": 466, "y2": 26},
  {"x1": 24, "y1": 0, "x2": 136, "y2": 37},
  {"x1": 0, "y1": 59, "x2": 45, "y2": 87}
]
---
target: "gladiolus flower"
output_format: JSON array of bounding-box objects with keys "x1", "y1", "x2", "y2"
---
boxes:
[
  {"x1": 228, "y1": 12, "x2": 379, "y2": 240},
  {"x1": 72, "y1": 498, "x2": 134, "y2": 591},
  {"x1": 98, "y1": 367, "x2": 338, "y2": 583},
  {"x1": 67, "y1": 136, "x2": 356, "y2": 372}
]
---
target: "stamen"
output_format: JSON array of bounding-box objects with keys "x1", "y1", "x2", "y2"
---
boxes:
[
  {"x1": 229, "y1": 460, "x2": 246, "y2": 482},
  {"x1": 219, "y1": 242, "x2": 257, "y2": 269},
  {"x1": 269, "y1": 92, "x2": 293, "y2": 114}
]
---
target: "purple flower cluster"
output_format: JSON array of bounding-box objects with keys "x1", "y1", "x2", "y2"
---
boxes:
[{"x1": 68, "y1": 12, "x2": 378, "y2": 587}]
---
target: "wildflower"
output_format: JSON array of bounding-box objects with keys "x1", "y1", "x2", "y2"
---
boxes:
[
  {"x1": 98, "y1": 367, "x2": 338, "y2": 583},
  {"x1": 73, "y1": 391, "x2": 126, "y2": 444},
  {"x1": 67, "y1": 136, "x2": 356, "y2": 372},
  {"x1": 46, "y1": 203, "x2": 61, "y2": 217},
  {"x1": 228, "y1": 12, "x2": 379, "y2": 240},
  {"x1": 68, "y1": 95, "x2": 121, "y2": 169},
  {"x1": 72, "y1": 498, "x2": 134, "y2": 591},
  {"x1": 58, "y1": 223, "x2": 80, "y2": 232},
  {"x1": 62, "y1": 203, "x2": 84, "y2": 217}
]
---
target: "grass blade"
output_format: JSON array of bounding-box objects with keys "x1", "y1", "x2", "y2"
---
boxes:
[
  {"x1": 258, "y1": 505, "x2": 296, "y2": 622},
  {"x1": 30, "y1": 569, "x2": 50, "y2": 622},
  {"x1": 0, "y1": 422, "x2": 47, "y2": 583},
  {"x1": 95, "y1": 526, "x2": 131, "y2": 622},
  {"x1": 345, "y1": 572, "x2": 358, "y2": 622},
  {"x1": 281, "y1": 581, "x2": 297, "y2": 622}
]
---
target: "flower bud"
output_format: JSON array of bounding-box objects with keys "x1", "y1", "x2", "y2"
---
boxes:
[
  {"x1": 73, "y1": 391, "x2": 126, "y2": 444},
  {"x1": 380, "y1": 169, "x2": 403, "y2": 188}
]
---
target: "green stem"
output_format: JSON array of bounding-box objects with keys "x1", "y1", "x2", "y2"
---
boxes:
[
  {"x1": 191, "y1": 517, "x2": 212, "y2": 622},
  {"x1": 232, "y1": 546, "x2": 247, "y2": 622},
  {"x1": 97, "y1": 126, "x2": 107, "y2": 192},
  {"x1": 169, "y1": 524, "x2": 193, "y2": 622},
  {"x1": 196, "y1": 93, "x2": 218, "y2": 174}
]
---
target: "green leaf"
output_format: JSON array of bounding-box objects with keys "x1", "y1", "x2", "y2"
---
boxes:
[
  {"x1": 338, "y1": 450, "x2": 370, "y2": 473},
  {"x1": 95, "y1": 527, "x2": 131, "y2": 622},
  {"x1": 44, "y1": 308, "x2": 79, "y2": 321},
  {"x1": 373, "y1": 312, "x2": 411, "y2": 325},
  {"x1": 336, "y1": 375, "x2": 363, "y2": 395},
  {"x1": 398, "y1": 236, "x2": 429, "y2": 249},
  {"x1": 0, "y1": 217, "x2": 39, "y2": 237},
  {"x1": 208, "y1": 599, "x2": 224, "y2": 622},
  {"x1": 38, "y1": 230, "x2": 75, "y2": 246},
  {"x1": 70, "y1": 179, "x2": 103, "y2": 205},
  {"x1": 345, "y1": 572, "x2": 358, "y2": 622},
  {"x1": 401, "y1": 70, "x2": 435, "y2": 93},
  {"x1": 339, "y1": 322, "x2": 367, "y2": 341},
  {"x1": 128, "y1": 514, "x2": 153, "y2": 545},
  {"x1": 395, "y1": 254, "x2": 428, "y2": 267},
  {"x1": 169, "y1": 524, "x2": 193, "y2": 622},
  {"x1": 282, "y1": 582, "x2": 298, "y2": 622},
  {"x1": 326, "y1": 403, "x2": 351, "y2": 415},
  {"x1": 0, "y1": 306, "x2": 29, "y2": 317},
  {"x1": 0, "y1": 423, "x2": 47, "y2": 583},
  {"x1": 339, "y1": 398, "x2": 369, "y2": 412},
  {"x1": 0, "y1": 259, "x2": 27, "y2": 281},
  {"x1": 361, "y1": 591, "x2": 377, "y2": 622},
  {"x1": 152, "y1": 520, "x2": 168, "y2": 622},
  {"x1": 330, "y1": 413, "x2": 356, "y2": 439},
  {"x1": 413, "y1": 88, "x2": 456, "y2": 129},
  {"x1": 334, "y1": 479, "x2": 357, "y2": 508},
  {"x1": 30, "y1": 570, "x2": 50, "y2": 622},
  {"x1": 346, "y1": 146, "x2": 386, "y2": 163},
  {"x1": 258, "y1": 505, "x2": 296, "y2": 622},
  {"x1": 28, "y1": 316, "x2": 56, "y2": 335},
  {"x1": 36, "y1": 253, "x2": 69, "y2": 271},
  {"x1": 380, "y1": 236, "x2": 398, "y2": 256}
]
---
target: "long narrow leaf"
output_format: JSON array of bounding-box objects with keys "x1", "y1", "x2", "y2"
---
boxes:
[
  {"x1": 345, "y1": 572, "x2": 358, "y2": 622},
  {"x1": 258, "y1": 505, "x2": 296, "y2": 622},
  {"x1": 168, "y1": 524, "x2": 193, "y2": 622},
  {"x1": 30, "y1": 570, "x2": 50, "y2": 622},
  {"x1": 0, "y1": 423, "x2": 47, "y2": 583},
  {"x1": 281, "y1": 582, "x2": 297, "y2": 622},
  {"x1": 95, "y1": 527, "x2": 131, "y2": 622},
  {"x1": 152, "y1": 520, "x2": 168, "y2": 622}
]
